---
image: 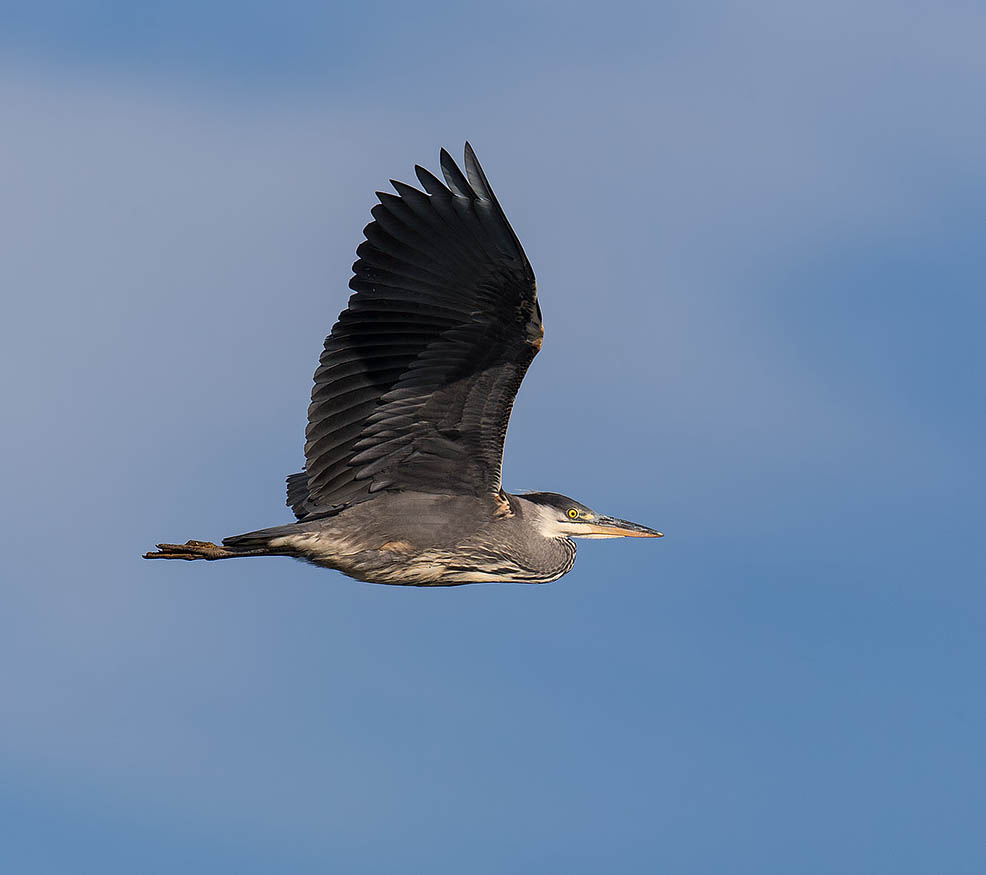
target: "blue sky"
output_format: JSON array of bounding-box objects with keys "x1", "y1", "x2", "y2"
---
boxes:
[{"x1": 2, "y1": 2, "x2": 984, "y2": 872}]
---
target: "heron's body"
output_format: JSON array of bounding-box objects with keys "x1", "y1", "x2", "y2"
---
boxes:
[
  {"x1": 231, "y1": 492, "x2": 576, "y2": 586},
  {"x1": 146, "y1": 145, "x2": 662, "y2": 584}
]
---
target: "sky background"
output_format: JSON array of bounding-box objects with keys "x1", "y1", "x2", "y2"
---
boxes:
[{"x1": 2, "y1": 1, "x2": 984, "y2": 872}]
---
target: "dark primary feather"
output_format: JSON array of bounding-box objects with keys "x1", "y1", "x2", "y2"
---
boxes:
[{"x1": 290, "y1": 144, "x2": 542, "y2": 519}]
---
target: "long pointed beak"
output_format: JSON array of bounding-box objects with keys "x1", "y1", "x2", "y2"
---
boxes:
[{"x1": 580, "y1": 515, "x2": 664, "y2": 538}]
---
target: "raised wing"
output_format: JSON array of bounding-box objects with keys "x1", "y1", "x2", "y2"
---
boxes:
[{"x1": 291, "y1": 144, "x2": 542, "y2": 519}]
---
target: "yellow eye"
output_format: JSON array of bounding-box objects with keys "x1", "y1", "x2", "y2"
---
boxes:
[{"x1": 567, "y1": 508, "x2": 579, "y2": 519}]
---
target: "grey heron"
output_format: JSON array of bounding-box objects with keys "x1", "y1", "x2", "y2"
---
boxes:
[{"x1": 145, "y1": 144, "x2": 663, "y2": 585}]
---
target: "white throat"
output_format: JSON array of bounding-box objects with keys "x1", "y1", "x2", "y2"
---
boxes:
[{"x1": 529, "y1": 503, "x2": 575, "y2": 540}]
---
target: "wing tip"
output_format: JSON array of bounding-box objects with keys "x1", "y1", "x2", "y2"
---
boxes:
[
  {"x1": 415, "y1": 163, "x2": 452, "y2": 197},
  {"x1": 462, "y1": 142, "x2": 494, "y2": 202}
]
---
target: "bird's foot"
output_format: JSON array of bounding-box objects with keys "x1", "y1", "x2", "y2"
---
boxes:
[{"x1": 143, "y1": 540, "x2": 234, "y2": 560}]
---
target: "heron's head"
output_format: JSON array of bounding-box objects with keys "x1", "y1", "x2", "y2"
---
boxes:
[{"x1": 521, "y1": 492, "x2": 663, "y2": 540}]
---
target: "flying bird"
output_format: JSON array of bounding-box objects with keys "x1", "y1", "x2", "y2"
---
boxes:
[{"x1": 145, "y1": 144, "x2": 662, "y2": 585}]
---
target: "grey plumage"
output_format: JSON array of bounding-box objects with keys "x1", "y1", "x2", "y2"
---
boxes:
[
  {"x1": 223, "y1": 492, "x2": 577, "y2": 586},
  {"x1": 145, "y1": 144, "x2": 662, "y2": 584}
]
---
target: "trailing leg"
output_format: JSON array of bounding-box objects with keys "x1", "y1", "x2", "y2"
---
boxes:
[{"x1": 143, "y1": 540, "x2": 276, "y2": 561}]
